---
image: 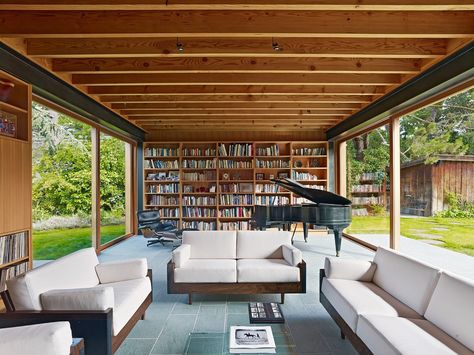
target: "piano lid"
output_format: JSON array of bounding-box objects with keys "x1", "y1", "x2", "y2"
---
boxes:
[{"x1": 271, "y1": 178, "x2": 352, "y2": 206}]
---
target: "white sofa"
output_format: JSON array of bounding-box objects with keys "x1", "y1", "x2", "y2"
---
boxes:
[
  {"x1": 1, "y1": 247, "x2": 152, "y2": 355},
  {"x1": 0, "y1": 322, "x2": 73, "y2": 355},
  {"x1": 168, "y1": 230, "x2": 306, "y2": 304},
  {"x1": 320, "y1": 247, "x2": 474, "y2": 355}
]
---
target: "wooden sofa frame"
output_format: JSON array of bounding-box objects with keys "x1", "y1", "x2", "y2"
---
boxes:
[
  {"x1": 168, "y1": 260, "x2": 306, "y2": 304},
  {"x1": 319, "y1": 269, "x2": 373, "y2": 355},
  {"x1": 0, "y1": 269, "x2": 153, "y2": 355}
]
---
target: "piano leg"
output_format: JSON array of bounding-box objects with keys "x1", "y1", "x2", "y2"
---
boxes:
[
  {"x1": 303, "y1": 223, "x2": 309, "y2": 243},
  {"x1": 333, "y1": 228, "x2": 342, "y2": 257}
]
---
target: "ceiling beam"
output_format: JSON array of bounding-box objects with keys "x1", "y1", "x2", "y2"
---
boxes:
[
  {"x1": 110, "y1": 102, "x2": 363, "y2": 109},
  {"x1": 103, "y1": 94, "x2": 372, "y2": 103},
  {"x1": 72, "y1": 73, "x2": 401, "y2": 85},
  {"x1": 52, "y1": 57, "x2": 422, "y2": 74},
  {"x1": 27, "y1": 38, "x2": 447, "y2": 59},
  {"x1": 121, "y1": 109, "x2": 352, "y2": 115},
  {"x1": 2, "y1": 11, "x2": 473, "y2": 38},
  {"x1": 5, "y1": 1, "x2": 474, "y2": 11},
  {"x1": 88, "y1": 85, "x2": 385, "y2": 96},
  {"x1": 131, "y1": 116, "x2": 341, "y2": 121}
]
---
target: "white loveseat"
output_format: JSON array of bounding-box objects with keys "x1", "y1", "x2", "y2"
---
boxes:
[
  {"x1": 1, "y1": 247, "x2": 152, "y2": 355},
  {"x1": 320, "y1": 247, "x2": 474, "y2": 355},
  {"x1": 167, "y1": 230, "x2": 306, "y2": 304}
]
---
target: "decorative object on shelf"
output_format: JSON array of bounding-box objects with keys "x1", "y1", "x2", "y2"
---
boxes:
[
  {"x1": 249, "y1": 302, "x2": 285, "y2": 323},
  {"x1": 222, "y1": 172, "x2": 230, "y2": 180},
  {"x1": 0, "y1": 110, "x2": 17, "y2": 138},
  {"x1": 310, "y1": 159, "x2": 320, "y2": 167},
  {"x1": 0, "y1": 80, "x2": 15, "y2": 102},
  {"x1": 294, "y1": 160, "x2": 303, "y2": 168},
  {"x1": 269, "y1": 174, "x2": 275, "y2": 180},
  {"x1": 169, "y1": 171, "x2": 179, "y2": 180},
  {"x1": 240, "y1": 183, "x2": 253, "y2": 193},
  {"x1": 277, "y1": 172, "x2": 289, "y2": 179},
  {"x1": 183, "y1": 185, "x2": 193, "y2": 193},
  {"x1": 256, "y1": 173, "x2": 264, "y2": 180}
]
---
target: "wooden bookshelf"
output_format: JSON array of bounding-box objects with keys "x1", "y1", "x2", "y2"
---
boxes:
[
  {"x1": 0, "y1": 70, "x2": 32, "y2": 296},
  {"x1": 143, "y1": 141, "x2": 328, "y2": 231}
]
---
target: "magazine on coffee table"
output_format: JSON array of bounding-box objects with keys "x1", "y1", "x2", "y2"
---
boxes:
[{"x1": 229, "y1": 326, "x2": 276, "y2": 353}]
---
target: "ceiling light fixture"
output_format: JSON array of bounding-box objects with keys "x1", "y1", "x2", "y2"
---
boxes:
[
  {"x1": 176, "y1": 38, "x2": 184, "y2": 52},
  {"x1": 272, "y1": 37, "x2": 282, "y2": 51}
]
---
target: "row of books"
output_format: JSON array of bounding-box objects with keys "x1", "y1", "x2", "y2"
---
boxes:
[
  {"x1": 182, "y1": 147, "x2": 216, "y2": 156},
  {"x1": 0, "y1": 231, "x2": 28, "y2": 264},
  {"x1": 146, "y1": 172, "x2": 179, "y2": 181},
  {"x1": 182, "y1": 221, "x2": 217, "y2": 230},
  {"x1": 219, "y1": 160, "x2": 253, "y2": 169},
  {"x1": 292, "y1": 172, "x2": 320, "y2": 181},
  {"x1": 352, "y1": 196, "x2": 383, "y2": 205},
  {"x1": 145, "y1": 147, "x2": 179, "y2": 157},
  {"x1": 182, "y1": 196, "x2": 217, "y2": 205},
  {"x1": 220, "y1": 183, "x2": 253, "y2": 193},
  {"x1": 147, "y1": 183, "x2": 179, "y2": 193},
  {"x1": 0, "y1": 262, "x2": 28, "y2": 292},
  {"x1": 292, "y1": 147, "x2": 326, "y2": 156},
  {"x1": 219, "y1": 207, "x2": 253, "y2": 218},
  {"x1": 255, "y1": 196, "x2": 290, "y2": 205},
  {"x1": 256, "y1": 160, "x2": 290, "y2": 168},
  {"x1": 221, "y1": 221, "x2": 251, "y2": 230},
  {"x1": 182, "y1": 207, "x2": 217, "y2": 218},
  {"x1": 255, "y1": 184, "x2": 280, "y2": 193},
  {"x1": 219, "y1": 143, "x2": 253, "y2": 157},
  {"x1": 182, "y1": 159, "x2": 216, "y2": 169},
  {"x1": 151, "y1": 208, "x2": 180, "y2": 217},
  {"x1": 145, "y1": 159, "x2": 179, "y2": 169},
  {"x1": 183, "y1": 185, "x2": 216, "y2": 193},
  {"x1": 352, "y1": 184, "x2": 382, "y2": 193},
  {"x1": 256, "y1": 145, "x2": 281, "y2": 156},
  {"x1": 182, "y1": 171, "x2": 217, "y2": 181},
  {"x1": 145, "y1": 195, "x2": 178, "y2": 206},
  {"x1": 219, "y1": 194, "x2": 254, "y2": 205}
]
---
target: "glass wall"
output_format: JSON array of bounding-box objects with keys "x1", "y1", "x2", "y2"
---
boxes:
[
  {"x1": 344, "y1": 125, "x2": 391, "y2": 247},
  {"x1": 32, "y1": 102, "x2": 93, "y2": 260},
  {"x1": 399, "y1": 88, "x2": 474, "y2": 257},
  {"x1": 100, "y1": 132, "x2": 131, "y2": 245}
]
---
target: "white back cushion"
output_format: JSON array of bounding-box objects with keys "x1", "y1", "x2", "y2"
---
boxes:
[
  {"x1": 424, "y1": 272, "x2": 474, "y2": 351},
  {"x1": 7, "y1": 247, "x2": 100, "y2": 310},
  {"x1": 236, "y1": 231, "x2": 291, "y2": 259},
  {"x1": 372, "y1": 247, "x2": 440, "y2": 315},
  {"x1": 182, "y1": 231, "x2": 236, "y2": 259}
]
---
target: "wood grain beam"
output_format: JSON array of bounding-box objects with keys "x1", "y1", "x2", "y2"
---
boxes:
[
  {"x1": 132, "y1": 116, "x2": 342, "y2": 121},
  {"x1": 2, "y1": 11, "x2": 473, "y2": 38},
  {"x1": 27, "y1": 38, "x2": 448, "y2": 59},
  {"x1": 110, "y1": 102, "x2": 363, "y2": 109},
  {"x1": 103, "y1": 94, "x2": 372, "y2": 103},
  {"x1": 72, "y1": 73, "x2": 401, "y2": 86},
  {"x1": 121, "y1": 109, "x2": 352, "y2": 116},
  {"x1": 5, "y1": 1, "x2": 474, "y2": 11},
  {"x1": 138, "y1": 122, "x2": 335, "y2": 130},
  {"x1": 88, "y1": 84, "x2": 384, "y2": 96},
  {"x1": 52, "y1": 57, "x2": 422, "y2": 74}
]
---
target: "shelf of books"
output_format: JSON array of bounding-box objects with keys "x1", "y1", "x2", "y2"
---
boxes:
[
  {"x1": 143, "y1": 141, "x2": 328, "y2": 231},
  {"x1": 0, "y1": 230, "x2": 30, "y2": 292}
]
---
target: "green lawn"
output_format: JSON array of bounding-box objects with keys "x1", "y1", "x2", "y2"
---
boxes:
[
  {"x1": 33, "y1": 224, "x2": 126, "y2": 260},
  {"x1": 348, "y1": 216, "x2": 474, "y2": 256}
]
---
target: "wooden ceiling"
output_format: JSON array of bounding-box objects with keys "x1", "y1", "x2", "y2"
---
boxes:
[{"x1": 1, "y1": 1, "x2": 474, "y2": 135}]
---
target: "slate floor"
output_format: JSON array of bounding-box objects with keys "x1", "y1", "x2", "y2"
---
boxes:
[{"x1": 96, "y1": 232, "x2": 473, "y2": 355}]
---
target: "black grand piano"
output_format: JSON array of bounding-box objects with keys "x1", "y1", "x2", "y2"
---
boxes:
[{"x1": 252, "y1": 178, "x2": 352, "y2": 256}]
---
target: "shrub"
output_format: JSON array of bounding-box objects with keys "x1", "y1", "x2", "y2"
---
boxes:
[
  {"x1": 369, "y1": 204, "x2": 387, "y2": 216},
  {"x1": 436, "y1": 192, "x2": 474, "y2": 218}
]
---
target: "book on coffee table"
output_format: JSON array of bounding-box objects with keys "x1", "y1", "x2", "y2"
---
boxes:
[
  {"x1": 248, "y1": 302, "x2": 285, "y2": 323},
  {"x1": 229, "y1": 325, "x2": 276, "y2": 353}
]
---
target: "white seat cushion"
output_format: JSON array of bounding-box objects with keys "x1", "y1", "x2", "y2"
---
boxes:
[
  {"x1": 237, "y1": 259, "x2": 300, "y2": 283},
  {"x1": 372, "y1": 247, "x2": 440, "y2": 315},
  {"x1": 321, "y1": 278, "x2": 422, "y2": 331},
  {"x1": 174, "y1": 259, "x2": 237, "y2": 283},
  {"x1": 7, "y1": 247, "x2": 100, "y2": 310},
  {"x1": 424, "y1": 272, "x2": 474, "y2": 351},
  {"x1": 0, "y1": 322, "x2": 72, "y2": 355},
  {"x1": 98, "y1": 277, "x2": 151, "y2": 336},
  {"x1": 357, "y1": 315, "x2": 472, "y2": 355},
  {"x1": 236, "y1": 231, "x2": 291, "y2": 259},
  {"x1": 182, "y1": 231, "x2": 237, "y2": 259}
]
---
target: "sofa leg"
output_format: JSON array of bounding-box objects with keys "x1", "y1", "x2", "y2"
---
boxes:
[
  {"x1": 340, "y1": 330, "x2": 345, "y2": 340},
  {"x1": 141, "y1": 312, "x2": 145, "y2": 321},
  {"x1": 188, "y1": 293, "x2": 192, "y2": 305},
  {"x1": 281, "y1": 293, "x2": 285, "y2": 304}
]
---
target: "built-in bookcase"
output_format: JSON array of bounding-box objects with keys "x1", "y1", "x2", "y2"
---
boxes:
[
  {"x1": 0, "y1": 70, "x2": 32, "y2": 296},
  {"x1": 143, "y1": 141, "x2": 328, "y2": 231}
]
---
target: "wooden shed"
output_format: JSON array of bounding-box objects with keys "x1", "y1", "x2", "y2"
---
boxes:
[{"x1": 400, "y1": 155, "x2": 474, "y2": 216}]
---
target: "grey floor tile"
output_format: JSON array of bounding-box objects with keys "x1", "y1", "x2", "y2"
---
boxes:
[
  {"x1": 194, "y1": 305, "x2": 226, "y2": 332},
  {"x1": 115, "y1": 338, "x2": 156, "y2": 355},
  {"x1": 226, "y1": 302, "x2": 248, "y2": 314},
  {"x1": 128, "y1": 319, "x2": 166, "y2": 338},
  {"x1": 150, "y1": 314, "x2": 197, "y2": 354},
  {"x1": 172, "y1": 301, "x2": 202, "y2": 315}
]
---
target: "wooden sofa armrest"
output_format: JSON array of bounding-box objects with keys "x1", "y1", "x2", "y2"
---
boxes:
[{"x1": 298, "y1": 260, "x2": 307, "y2": 293}]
